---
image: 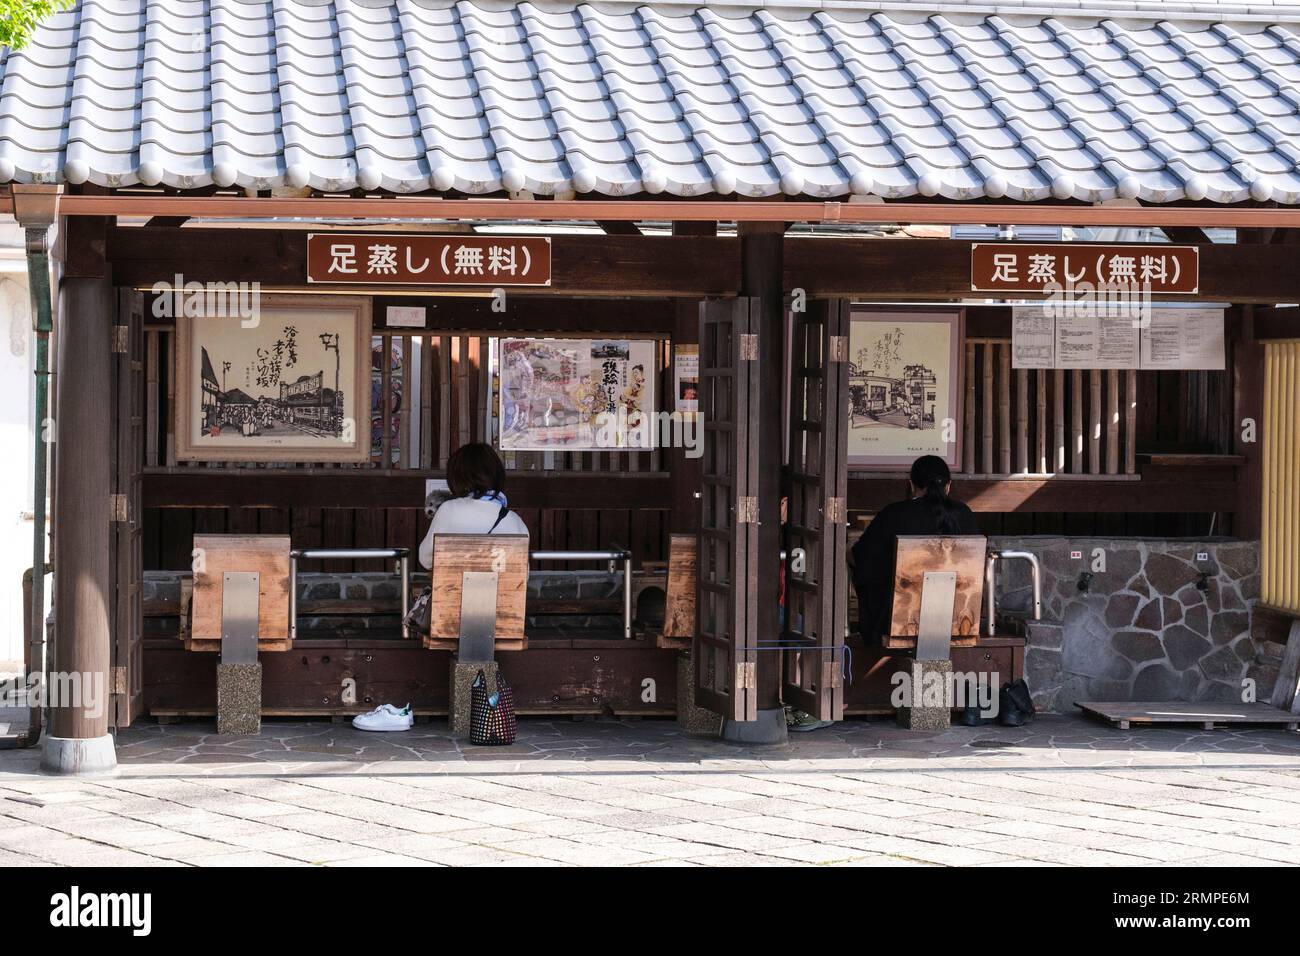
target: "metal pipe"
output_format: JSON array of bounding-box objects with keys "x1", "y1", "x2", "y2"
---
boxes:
[
  {"x1": 988, "y1": 549, "x2": 1043, "y2": 622},
  {"x1": 288, "y1": 553, "x2": 297, "y2": 643},
  {"x1": 985, "y1": 552, "x2": 998, "y2": 637},
  {"x1": 529, "y1": 549, "x2": 634, "y2": 638},
  {"x1": 288, "y1": 548, "x2": 412, "y2": 641},
  {"x1": 398, "y1": 553, "x2": 410, "y2": 640},
  {"x1": 291, "y1": 548, "x2": 410, "y2": 560}
]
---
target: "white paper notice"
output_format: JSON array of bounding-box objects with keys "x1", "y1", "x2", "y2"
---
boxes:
[
  {"x1": 1054, "y1": 312, "x2": 1140, "y2": 369},
  {"x1": 1012, "y1": 306, "x2": 1055, "y2": 369},
  {"x1": 386, "y1": 305, "x2": 427, "y2": 328},
  {"x1": 1140, "y1": 308, "x2": 1225, "y2": 370}
]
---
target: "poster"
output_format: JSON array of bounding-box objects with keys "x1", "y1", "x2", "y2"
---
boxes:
[
  {"x1": 1011, "y1": 306, "x2": 1056, "y2": 369},
  {"x1": 176, "y1": 296, "x2": 371, "y2": 462},
  {"x1": 1055, "y1": 312, "x2": 1140, "y2": 369},
  {"x1": 498, "y1": 338, "x2": 656, "y2": 451},
  {"x1": 1012, "y1": 305, "x2": 1225, "y2": 370},
  {"x1": 674, "y1": 344, "x2": 699, "y2": 415},
  {"x1": 1140, "y1": 307, "x2": 1225, "y2": 370},
  {"x1": 848, "y1": 311, "x2": 961, "y2": 469}
]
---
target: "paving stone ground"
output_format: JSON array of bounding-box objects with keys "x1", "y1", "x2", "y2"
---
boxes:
[{"x1": 0, "y1": 714, "x2": 1298, "y2": 867}]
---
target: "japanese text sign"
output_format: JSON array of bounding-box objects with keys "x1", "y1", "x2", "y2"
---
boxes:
[
  {"x1": 307, "y1": 234, "x2": 551, "y2": 286},
  {"x1": 971, "y1": 243, "x2": 1198, "y2": 294}
]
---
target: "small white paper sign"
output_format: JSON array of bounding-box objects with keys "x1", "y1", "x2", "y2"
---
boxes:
[
  {"x1": 386, "y1": 305, "x2": 427, "y2": 328},
  {"x1": 1140, "y1": 307, "x2": 1225, "y2": 370}
]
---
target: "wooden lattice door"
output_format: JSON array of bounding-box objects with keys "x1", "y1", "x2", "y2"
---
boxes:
[
  {"x1": 783, "y1": 300, "x2": 850, "y2": 721},
  {"x1": 695, "y1": 299, "x2": 760, "y2": 720},
  {"x1": 111, "y1": 289, "x2": 145, "y2": 727}
]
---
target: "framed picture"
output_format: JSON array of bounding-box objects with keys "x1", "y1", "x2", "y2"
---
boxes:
[
  {"x1": 175, "y1": 294, "x2": 372, "y2": 462},
  {"x1": 848, "y1": 309, "x2": 963, "y2": 470},
  {"x1": 498, "y1": 337, "x2": 657, "y2": 451}
]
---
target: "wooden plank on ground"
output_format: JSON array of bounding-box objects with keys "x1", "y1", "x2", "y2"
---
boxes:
[{"x1": 1078, "y1": 699, "x2": 1299, "y2": 730}]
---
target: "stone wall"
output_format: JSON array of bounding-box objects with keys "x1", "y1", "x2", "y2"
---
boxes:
[{"x1": 989, "y1": 537, "x2": 1274, "y2": 713}]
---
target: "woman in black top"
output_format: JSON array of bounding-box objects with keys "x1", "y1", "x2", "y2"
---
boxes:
[{"x1": 850, "y1": 455, "x2": 980, "y2": 643}]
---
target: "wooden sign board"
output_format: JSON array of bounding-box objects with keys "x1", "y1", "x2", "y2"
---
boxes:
[
  {"x1": 884, "y1": 535, "x2": 987, "y2": 650},
  {"x1": 190, "y1": 535, "x2": 292, "y2": 652},
  {"x1": 663, "y1": 534, "x2": 698, "y2": 639},
  {"x1": 307, "y1": 233, "x2": 551, "y2": 286},
  {"x1": 424, "y1": 534, "x2": 529, "y2": 651},
  {"x1": 971, "y1": 243, "x2": 1198, "y2": 294}
]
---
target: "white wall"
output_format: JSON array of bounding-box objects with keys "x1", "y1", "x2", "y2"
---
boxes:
[{"x1": 0, "y1": 221, "x2": 35, "y2": 665}]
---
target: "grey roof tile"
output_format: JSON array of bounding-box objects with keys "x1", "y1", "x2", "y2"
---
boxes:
[{"x1": 0, "y1": 0, "x2": 1297, "y2": 201}]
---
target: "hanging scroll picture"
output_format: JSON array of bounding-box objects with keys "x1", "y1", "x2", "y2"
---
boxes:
[
  {"x1": 498, "y1": 338, "x2": 656, "y2": 451},
  {"x1": 175, "y1": 295, "x2": 372, "y2": 462},
  {"x1": 847, "y1": 310, "x2": 962, "y2": 469}
]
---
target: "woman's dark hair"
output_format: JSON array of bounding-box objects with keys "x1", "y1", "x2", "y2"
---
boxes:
[
  {"x1": 910, "y1": 455, "x2": 962, "y2": 534},
  {"x1": 446, "y1": 442, "x2": 507, "y2": 499}
]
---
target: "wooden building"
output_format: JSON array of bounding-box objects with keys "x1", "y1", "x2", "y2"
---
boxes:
[{"x1": 3, "y1": 0, "x2": 1299, "y2": 772}]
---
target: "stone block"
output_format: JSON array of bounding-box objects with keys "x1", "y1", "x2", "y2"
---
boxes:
[
  {"x1": 676, "y1": 650, "x2": 722, "y2": 737},
  {"x1": 1132, "y1": 662, "x2": 1181, "y2": 700},
  {"x1": 1104, "y1": 593, "x2": 1140, "y2": 628},
  {"x1": 1164, "y1": 625, "x2": 1211, "y2": 671},
  {"x1": 1211, "y1": 610, "x2": 1250, "y2": 645},
  {"x1": 1113, "y1": 630, "x2": 1163, "y2": 663},
  {"x1": 216, "y1": 662, "x2": 261, "y2": 736},
  {"x1": 897, "y1": 659, "x2": 952, "y2": 731},
  {"x1": 449, "y1": 658, "x2": 498, "y2": 737},
  {"x1": 1145, "y1": 552, "x2": 1199, "y2": 596}
]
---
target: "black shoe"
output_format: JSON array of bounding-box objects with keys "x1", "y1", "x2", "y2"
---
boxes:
[
  {"x1": 959, "y1": 705, "x2": 986, "y2": 727},
  {"x1": 998, "y1": 707, "x2": 1027, "y2": 727}
]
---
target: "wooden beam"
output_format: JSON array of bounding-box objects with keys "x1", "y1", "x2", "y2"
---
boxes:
[
  {"x1": 849, "y1": 476, "x2": 1237, "y2": 514},
  {"x1": 106, "y1": 228, "x2": 740, "y2": 297},
  {"x1": 58, "y1": 193, "x2": 1300, "y2": 228},
  {"x1": 598, "y1": 220, "x2": 642, "y2": 236},
  {"x1": 1161, "y1": 226, "x2": 1213, "y2": 245},
  {"x1": 143, "y1": 471, "x2": 672, "y2": 510},
  {"x1": 144, "y1": 216, "x2": 190, "y2": 229},
  {"x1": 785, "y1": 238, "x2": 1300, "y2": 304}
]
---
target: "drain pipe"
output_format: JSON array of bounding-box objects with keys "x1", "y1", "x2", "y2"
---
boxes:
[{"x1": 0, "y1": 186, "x2": 60, "y2": 749}]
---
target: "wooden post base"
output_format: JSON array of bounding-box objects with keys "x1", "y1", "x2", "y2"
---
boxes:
[
  {"x1": 897, "y1": 659, "x2": 953, "y2": 731},
  {"x1": 216, "y1": 662, "x2": 262, "y2": 735}
]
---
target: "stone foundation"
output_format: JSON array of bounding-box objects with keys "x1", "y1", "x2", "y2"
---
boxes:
[{"x1": 991, "y1": 537, "x2": 1267, "y2": 712}]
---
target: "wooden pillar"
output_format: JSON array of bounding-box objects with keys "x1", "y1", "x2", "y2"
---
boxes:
[
  {"x1": 739, "y1": 221, "x2": 784, "y2": 714},
  {"x1": 1235, "y1": 304, "x2": 1264, "y2": 538},
  {"x1": 43, "y1": 270, "x2": 117, "y2": 773},
  {"x1": 669, "y1": 221, "x2": 713, "y2": 534}
]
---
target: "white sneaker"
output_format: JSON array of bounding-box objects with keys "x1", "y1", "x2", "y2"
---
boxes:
[{"x1": 352, "y1": 703, "x2": 414, "y2": 732}]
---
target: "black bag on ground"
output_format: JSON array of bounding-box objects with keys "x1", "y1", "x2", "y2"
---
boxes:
[
  {"x1": 998, "y1": 678, "x2": 1036, "y2": 727},
  {"x1": 470, "y1": 669, "x2": 518, "y2": 746}
]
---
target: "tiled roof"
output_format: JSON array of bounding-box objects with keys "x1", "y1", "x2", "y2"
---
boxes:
[{"x1": 0, "y1": 0, "x2": 1297, "y2": 203}]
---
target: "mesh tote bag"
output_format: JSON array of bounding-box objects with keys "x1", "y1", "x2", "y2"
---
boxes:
[{"x1": 469, "y1": 669, "x2": 518, "y2": 746}]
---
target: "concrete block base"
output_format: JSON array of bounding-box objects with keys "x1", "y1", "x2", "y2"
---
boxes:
[
  {"x1": 450, "y1": 658, "x2": 498, "y2": 737},
  {"x1": 40, "y1": 734, "x2": 117, "y2": 776},
  {"x1": 722, "y1": 706, "x2": 788, "y2": 745},
  {"x1": 676, "y1": 650, "x2": 722, "y2": 737},
  {"x1": 217, "y1": 662, "x2": 262, "y2": 735},
  {"x1": 898, "y1": 659, "x2": 953, "y2": 731}
]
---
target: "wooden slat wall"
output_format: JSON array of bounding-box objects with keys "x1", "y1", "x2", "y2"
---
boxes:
[{"x1": 963, "y1": 340, "x2": 1143, "y2": 477}]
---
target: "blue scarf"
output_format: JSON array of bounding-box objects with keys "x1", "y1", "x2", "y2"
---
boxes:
[{"x1": 476, "y1": 490, "x2": 508, "y2": 508}]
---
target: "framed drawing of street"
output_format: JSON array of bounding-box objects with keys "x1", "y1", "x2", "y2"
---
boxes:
[
  {"x1": 848, "y1": 309, "x2": 962, "y2": 470},
  {"x1": 175, "y1": 294, "x2": 372, "y2": 462}
]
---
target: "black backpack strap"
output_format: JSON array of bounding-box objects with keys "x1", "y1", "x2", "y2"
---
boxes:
[{"x1": 488, "y1": 504, "x2": 509, "y2": 534}]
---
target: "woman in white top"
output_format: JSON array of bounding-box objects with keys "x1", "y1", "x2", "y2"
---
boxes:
[{"x1": 418, "y1": 442, "x2": 529, "y2": 569}]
